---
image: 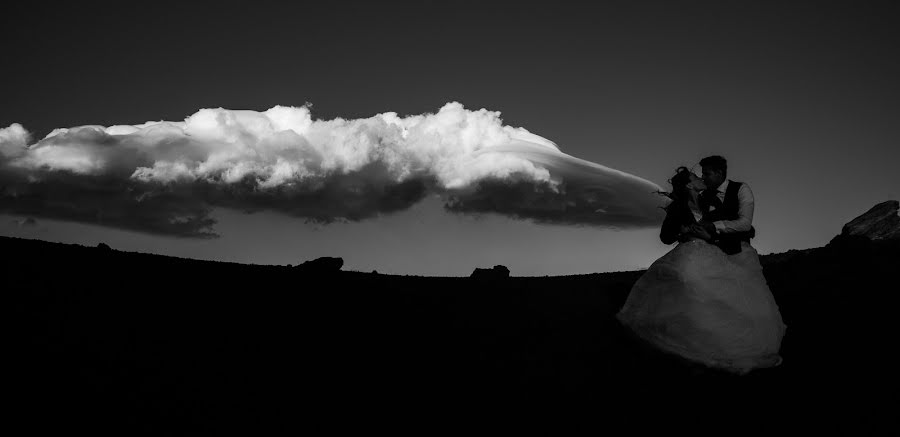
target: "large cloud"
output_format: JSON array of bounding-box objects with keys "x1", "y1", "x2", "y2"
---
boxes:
[{"x1": 0, "y1": 102, "x2": 666, "y2": 237}]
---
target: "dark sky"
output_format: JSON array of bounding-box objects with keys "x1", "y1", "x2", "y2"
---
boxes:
[{"x1": 2, "y1": 0, "x2": 898, "y2": 275}]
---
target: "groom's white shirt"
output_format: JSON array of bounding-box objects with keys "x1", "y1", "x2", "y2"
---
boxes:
[{"x1": 709, "y1": 179, "x2": 755, "y2": 234}]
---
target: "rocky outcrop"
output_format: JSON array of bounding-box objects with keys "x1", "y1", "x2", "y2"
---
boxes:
[
  {"x1": 840, "y1": 200, "x2": 900, "y2": 241},
  {"x1": 470, "y1": 265, "x2": 510, "y2": 279},
  {"x1": 97, "y1": 242, "x2": 112, "y2": 251},
  {"x1": 295, "y1": 256, "x2": 343, "y2": 274}
]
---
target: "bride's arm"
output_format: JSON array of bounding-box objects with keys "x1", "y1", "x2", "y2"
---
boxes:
[
  {"x1": 661, "y1": 204, "x2": 714, "y2": 243},
  {"x1": 660, "y1": 208, "x2": 684, "y2": 244},
  {"x1": 685, "y1": 224, "x2": 714, "y2": 241}
]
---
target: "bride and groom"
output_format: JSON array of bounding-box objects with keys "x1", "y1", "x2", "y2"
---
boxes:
[{"x1": 617, "y1": 155, "x2": 786, "y2": 375}]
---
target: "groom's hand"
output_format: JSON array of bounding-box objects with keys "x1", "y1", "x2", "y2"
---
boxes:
[
  {"x1": 698, "y1": 221, "x2": 717, "y2": 238},
  {"x1": 687, "y1": 224, "x2": 712, "y2": 241}
]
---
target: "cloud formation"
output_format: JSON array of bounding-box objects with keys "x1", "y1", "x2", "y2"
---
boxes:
[
  {"x1": 12, "y1": 217, "x2": 37, "y2": 227},
  {"x1": 0, "y1": 102, "x2": 666, "y2": 237}
]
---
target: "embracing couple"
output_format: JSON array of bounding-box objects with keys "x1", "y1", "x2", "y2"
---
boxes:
[{"x1": 617, "y1": 155, "x2": 786, "y2": 375}]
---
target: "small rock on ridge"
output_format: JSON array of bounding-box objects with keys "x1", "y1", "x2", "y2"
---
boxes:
[
  {"x1": 295, "y1": 256, "x2": 343, "y2": 273},
  {"x1": 470, "y1": 265, "x2": 510, "y2": 279}
]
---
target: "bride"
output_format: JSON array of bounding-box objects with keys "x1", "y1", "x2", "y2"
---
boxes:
[{"x1": 616, "y1": 166, "x2": 786, "y2": 375}]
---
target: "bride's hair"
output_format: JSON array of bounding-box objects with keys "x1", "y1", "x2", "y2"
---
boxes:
[{"x1": 660, "y1": 166, "x2": 694, "y2": 211}]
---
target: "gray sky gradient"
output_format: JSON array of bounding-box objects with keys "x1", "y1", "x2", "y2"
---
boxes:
[{"x1": 2, "y1": 1, "x2": 898, "y2": 275}]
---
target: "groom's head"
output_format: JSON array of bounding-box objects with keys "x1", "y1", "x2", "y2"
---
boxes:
[{"x1": 700, "y1": 155, "x2": 727, "y2": 190}]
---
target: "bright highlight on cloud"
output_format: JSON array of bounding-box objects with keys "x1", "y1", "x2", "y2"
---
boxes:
[{"x1": 0, "y1": 102, "x2": 666, "y2": 237}]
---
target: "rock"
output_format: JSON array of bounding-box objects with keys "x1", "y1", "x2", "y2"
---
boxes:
[
  {"x1": 295, "y1": 256, "x2": 343, "y2": 274},
  {"x1": 97, "y1": 243, "x2": 112, "y2": 251},
  {"x1": 840, "y1": 200, "x2": 900, "y2": 241},
  {"x1": 470, "y1": 265, "x2": 510, "y2": 279}
]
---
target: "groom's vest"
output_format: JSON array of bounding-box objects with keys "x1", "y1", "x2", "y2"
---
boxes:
[{"x1": 702, "y1": 181, "x2": 755, "y2": 255}]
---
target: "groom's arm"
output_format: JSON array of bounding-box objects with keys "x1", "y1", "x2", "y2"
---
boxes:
[{"x1": 713, "y1": 183, "x2": 754, "y2": 234}]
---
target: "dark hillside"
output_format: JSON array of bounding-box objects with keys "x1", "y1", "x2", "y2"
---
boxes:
[{"x1": 6, "y1": 235, "x2": 897, "y2": 434}]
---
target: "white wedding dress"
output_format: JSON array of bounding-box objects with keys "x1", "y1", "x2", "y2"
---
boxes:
[{"x1": 617, "y1": 239, "x2": 786, "y2": 375}]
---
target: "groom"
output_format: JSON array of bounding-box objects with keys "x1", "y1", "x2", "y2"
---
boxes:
[{"x1": 695, "y1": 155, "x2": 756, "y2": 255}]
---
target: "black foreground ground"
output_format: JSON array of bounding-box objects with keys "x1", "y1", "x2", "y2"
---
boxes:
[{"x1": 7, "y1": 235, "x2": 897, "y2": 435}]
